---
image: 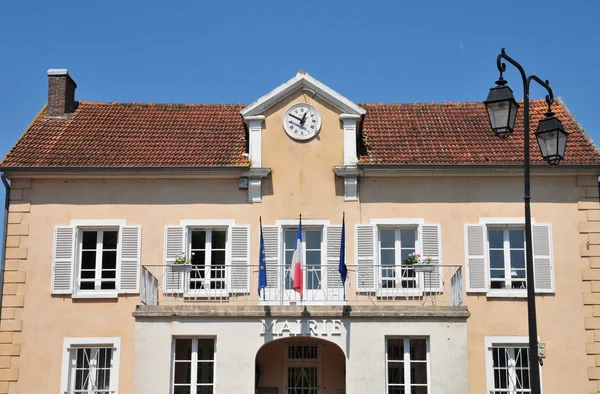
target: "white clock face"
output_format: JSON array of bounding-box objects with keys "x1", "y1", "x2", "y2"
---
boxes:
[{"x1": 283, "y1": 103, "x2": 322, "y2": 141}]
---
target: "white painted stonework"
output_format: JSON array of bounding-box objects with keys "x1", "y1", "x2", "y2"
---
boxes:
[{"x1": 133, "y1": 318, "x2": 469, "y2": 394}]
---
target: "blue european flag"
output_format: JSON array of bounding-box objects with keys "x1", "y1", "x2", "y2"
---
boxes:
[
  {"x1": 338, "y1": 213, "x2": 347, "y2": 287},
  {"x1": 258, "y1": 220, "x2": 267, "y2": 297}
]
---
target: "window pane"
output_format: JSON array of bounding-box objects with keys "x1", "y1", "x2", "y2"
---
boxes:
[
  {"x1": 212, "y1": 231, "x2": 226, "y2": 249},
  {"x1": 197, "y1": 387, "x2": 213, "y2": 394},
  {"x1": 191, "y1": 231, "x2": 206, "y2": 250},
  {"x1": 82, "y1": 231, "x2": 97, "y2": 249},
  {"x1": 510, "y1": 250, "x2": 525, "y2": 269},
  {"x1": 400, "y1": 229, "x2": 415, "y2": 249},
  {"x1": 488, "y1": 230, "x2": 504, "y2": 249},
  {"x1": 211, "y1": 250, "x2": 226, "y2": 265},
  {"x1": 410, "y1": 362, "x2": 427, "y2": 384},
  {"x1": 381, "y1": 250, "x2": 395, "y2": 265},
  {"x1": 174, "y1": 361, "x2": 192, "y2": 384},
  {"x1": 175, "y1": 339, "x2": 192, "y2": 360},
  {"x1": 285, "y1": 251, "x2": 293, "y2": 265},
  {"x1": 509, "y1": 229, "x2": 525, "y2": 249},
  {"x1": 173, "y1": 386, "x2": 191, "y2": 394},
  {"x1": 490, "y1": 269, "x2": 505, "y2": 279},
  {"x1": 410, "y1": 387, "x2": 428, "y2": 394},
  {"x1": 285, "y1": 230, "x2": 296, "y2": 248},
  {"x1": 388, "y1": 361, "x2": 404, "y2": 384},
  {"x1": 101, "y1": 281, "x2": 116, "y2": 290},
  {"x1": 387, "y1": 339, "x2": 404, "y2": 360},
  {"x1": 389, "y1": 387, "x2": 404, "y2": 394},
  {"x1": 103, "y1": 231, "x2": 118, "y2": 250},
  {"x1": 197, "y1": 362, "x2": 214, "y2": 383},
  {"x1": 197, "y1": 339, "x2": 214, "y2": 360},
  {"x1": 102, "y1": 250, "x2": 117, "y2": 270},
  {"x1": 410, "y1": 339, "x2": 427, "y2": 361},
  {"x1": 490, "y1": 250, "x2": 505, "y2": 269},
  {"x1": 305, "y1": 230, "x2": 321, "y2": 250},
  {"x1": 401, "y1": 249, "x2": 416, "y2": 265},
  {"x1": 380, "y1": 230, "x2": 395, "y2": 248},
  {"x1": 81, "y1": 251, "x2": 96, "y2": 270},
  {"x1": 306, "y1": 250, "x2": 320, "y2": 266}
]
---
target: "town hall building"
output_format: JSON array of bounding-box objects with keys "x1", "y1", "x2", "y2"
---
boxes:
[{"x1": 0, "y1": 69, "x2": 599, "y2": 393}]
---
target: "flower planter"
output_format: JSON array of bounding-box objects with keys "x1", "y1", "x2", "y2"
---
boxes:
[
  {"x1": 169, "y1": 264, "x2": 192, "y2": 273},
  {"x1": 413, "y1": 264, "x2": 436, "y2": 273}
]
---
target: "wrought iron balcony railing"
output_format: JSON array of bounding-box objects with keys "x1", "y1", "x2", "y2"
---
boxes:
[{"x1": 140, "y1": 264, "x2": 463, "y2": 307}]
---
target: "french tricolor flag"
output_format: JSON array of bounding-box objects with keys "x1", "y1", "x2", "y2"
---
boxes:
[{"x1": 290, "y1": 216, "x2": 303, "y2": 299}]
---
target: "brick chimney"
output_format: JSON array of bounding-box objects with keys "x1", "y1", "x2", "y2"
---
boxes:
[{"x1": 47, "y1": 69, "x2": 77, "y2": 117}]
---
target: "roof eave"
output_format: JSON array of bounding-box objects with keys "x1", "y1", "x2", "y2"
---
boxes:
[
  {"x1": 0, "y1": 166, "x2": 253, "y2": 179},
  {"x1": 357, "y1": 163, "x2": 600, "y2": 177}
]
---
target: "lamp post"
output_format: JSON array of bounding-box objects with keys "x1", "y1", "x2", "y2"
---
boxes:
[{"x1": 483, "y1": 48, "x2": 568, "y2": 394}]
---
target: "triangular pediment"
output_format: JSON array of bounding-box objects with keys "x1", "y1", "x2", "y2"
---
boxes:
[{"x1": 241, "y1": 71, "x2": 366, "y2": 118}]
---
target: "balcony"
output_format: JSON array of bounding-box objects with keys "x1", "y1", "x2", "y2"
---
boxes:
[{"x1": 140, "y1": 264, "x2": 463, "y2": 307}]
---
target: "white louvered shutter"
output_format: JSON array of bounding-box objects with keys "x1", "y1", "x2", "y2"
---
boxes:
[
  {"x1": 532, "y1": 224, "x2": 554, "y2": 293},
  {"x1": 465, "y1": 224, "x2": 488, "y2": 292},
  {"x1": 229, "y1": 226, "x2": 250, "y2": 294},
  {"x1": 421, "y1": 224, "x2": 443, "y2": 292},
  {"x1": 164, "y1": 226, "x2": 185, "y2": 293},
  {"x1": 356, "y1": 225, "x2": 376, "y2": 292},
  {"x1": 52, "y1": 226, "x2": 75, "y2": 294},
  {"x1": 119, "y1": 226, "x2": 141, "y2": 293},
  {"x1": 262, "y1": 226, "x2": 280, "y2": 296},
  {"x1": 326, "y1": 226, "x2": 344, "y2": 297}
]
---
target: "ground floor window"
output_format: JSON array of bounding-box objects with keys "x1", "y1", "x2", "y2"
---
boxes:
[
  {"x1": 386, "y1": 337, "x2": 429, "y2": 394},
  {"x1": 60, "y1": 337, "x2": 120, "y2": 394},
  {"x1": 485, "y1": 337, "x2": 537, "y2": 394},
  {"x1": 173, "y1": 338, "x2": 215, "y2": 394}
]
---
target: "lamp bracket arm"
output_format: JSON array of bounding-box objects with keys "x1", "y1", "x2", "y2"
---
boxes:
[
  {"x1": 497, "y1": 48, "x2": 527, "y2": 87},
  {"x1": 527, "y1": 75, "x2": 554, "y2": 109}
]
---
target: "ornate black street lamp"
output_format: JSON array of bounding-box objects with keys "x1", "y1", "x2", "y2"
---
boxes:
[{"x1": 483, "y1": 48, "x2": 568, "y2": 394}]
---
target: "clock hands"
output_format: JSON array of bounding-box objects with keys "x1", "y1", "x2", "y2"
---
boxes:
[
  {"x1": 300, "y1": 110, "x2": 308, "y2": 126},
  {"x1": 289, "y1": 113, "x2": 303, "y2": 122}
]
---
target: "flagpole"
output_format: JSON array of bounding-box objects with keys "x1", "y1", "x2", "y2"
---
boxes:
[
  {"x1": 299, "y1": 213, "x2": 302, "y2": 303},
  {"x1": 260, "y1": 216, "x2": 265, "y2": 301},
  {"x1": 343, "y1": 212, "x2": 346, "y2": 301}
]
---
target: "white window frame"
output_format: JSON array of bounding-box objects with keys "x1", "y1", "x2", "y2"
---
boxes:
[
  {"x1": 485, "y1": 336, "x2": 542, "y2": 394},
  {"x1": 479, "y1": 218, "x2": 533, "y2": 298},
  {"x1": 281, "y1": 225, "x2": 326, "y2": 301},
  {"x1": 60, "y1": 337, "x2": 121, "y2": 394},
  {"x1": 377, "y1": 226, "x2": 420, "y2": 295},
  {"x1": 488, "y1": 226, "x2": 527, "y2": 291},
  {"x1": 76, "y1": 228, "x2": 120, "y2": 296},
  {"x1": 385, "y1": 337, "x2": 431, "y2": 394},
  {"x1": 70, "y1": 220, "x2": 126, "y2": 299},
  {"x1": 371, "y1": 219, "x2": 425, "y2": 297},
  {"x1": 186, "y1": 227, "x2": 228, "y2": 293},
  {"x1": 171, "y1": 337, "x2": 216, "y2": 394}
]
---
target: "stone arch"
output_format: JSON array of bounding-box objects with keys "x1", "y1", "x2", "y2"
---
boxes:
[{"x1": 255, "y1": 336, "x2": 345, "y2": 394}]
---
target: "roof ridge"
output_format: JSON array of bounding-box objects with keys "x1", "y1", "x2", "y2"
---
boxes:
[
  {"x1": 77, "y1": 101, "x2": 246, "y2": 107},
  {"x1": 360, "y1": 98, "x2": 548, "y2": 107}
]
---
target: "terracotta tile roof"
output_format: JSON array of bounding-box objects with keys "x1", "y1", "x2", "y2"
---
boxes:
[
  {"x1": 1, "y1": 102, "x2": 248, "y2": 167},
  {"x1": 359, "y1": 99, "x2": 600, "y2": 165},
  {"x1": 2, "y1": 98, "x2": 599, "y2": 168}
]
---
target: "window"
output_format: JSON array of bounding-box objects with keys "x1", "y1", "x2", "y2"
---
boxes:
[
  {"x1": 488, "y1": 228, "x2": 526, "y2": 290},
  {"x1": 189, "y1": 229, "x2": 227, "y2": 290},
  {"x1": 61, "y1": 337, "x2": 120, "y2": 394},
  {"x1": 79, "y1": 229, "x2": 119, "y2": 291},
  {"x1": 173, "y1": 338, "x2": 215, "y2": 394},
  {"x1": 283, "y1": 228, "x2": 323, "y2": 292},
  {"x1": 379, "y1": 228, "x2": 418, "y2": 289},
  {"x1": 386, "y1": 338, "x2": 429, "y2": 394},
  {"x1": 486, "y1": 337, "x2": 539, "y2": 394}
]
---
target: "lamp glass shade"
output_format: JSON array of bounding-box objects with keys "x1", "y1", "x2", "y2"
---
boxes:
[
  {"x1": 484, "y1": 85, "x2": 519, "y2": 138},
  {"x1": 535, "y1": 115, "x2": 568, "y2": 165}
]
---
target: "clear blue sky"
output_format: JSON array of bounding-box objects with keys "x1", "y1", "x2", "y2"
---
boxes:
[{"x1": 0, "y1": 1, "x2": 599, "y2": 166}]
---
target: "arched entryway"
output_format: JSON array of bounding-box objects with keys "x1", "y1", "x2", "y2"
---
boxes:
[{"x1": 255, "y1": 337, "x2": 345, "y2": 394}]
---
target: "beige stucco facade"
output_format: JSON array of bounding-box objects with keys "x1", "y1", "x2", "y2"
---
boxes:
[{"x1": 1, "y1": 86, "x2": 598, "y2": 394}]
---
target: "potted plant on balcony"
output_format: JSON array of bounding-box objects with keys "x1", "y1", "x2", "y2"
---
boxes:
[
  {"x1": 170, "y1": 252, "x2": 193, "y2": 273},
  {"x1": 406, "y1": 253, "x2": 435, "y2": 273}
]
